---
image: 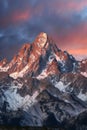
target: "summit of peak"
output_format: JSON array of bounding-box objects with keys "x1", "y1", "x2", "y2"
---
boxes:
[
  {"x1": 38, "y1": 32, "x2": 47, "y2": 37},
  {"x1": 34, "y1": 32, "x2": 48, "y2": 48}
]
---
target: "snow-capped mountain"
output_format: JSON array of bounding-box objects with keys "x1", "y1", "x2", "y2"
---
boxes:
[
  {"x1": 0, "y1": 32, "x2": 77, "y2": 78},
  {"x1": 0, "y1": 32, "x2": 87, "y2": 129}
]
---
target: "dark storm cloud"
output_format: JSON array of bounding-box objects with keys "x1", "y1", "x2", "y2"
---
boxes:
[{"x1": 0, "y1": 0, "x2": 87, "y2": 60}]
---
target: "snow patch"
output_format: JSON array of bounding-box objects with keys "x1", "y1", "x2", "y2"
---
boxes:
[
  {"x1": 77, "y1": 90, "x2": 87, "y2": 101},
  {"x1": 18, "y1": 65, "x2": 29, "y2": 78},
  {"x1": 10, "y1": 65, "x2": 29, "y2": 79},
  {"x1": 19, "y1": 57, "x2": 22, "y2": 61},
  {"x1": 4, "y1": 87, "x2": 39, "y2": 111},
  {"x1": 54, "y1": 54, "x2": 61, "y2": 62},
  {"x1": 48, "y1": 54, "x2": 54, "y2": 63},
  {"x1": 10, "y1": 72, "x2": 18, "y2": 79},
  {"x1": 55, "y1": 81, "x2": 70, "y2": 92},
  {"x1": 82, "y1": 60, "x2": 86, "y2": 64},
  {"x1": 81, "y1": 72, "x2": 87, "y2": 77},
  {"x1": 0, "y1": 66, "x2": 9, "y2": 72},
  {"x1": 73, "y1": 63, "x2": 76, "y2": 72},
  {"x1": 37, "y1": 69, "x2": 47, "y2": 80}
]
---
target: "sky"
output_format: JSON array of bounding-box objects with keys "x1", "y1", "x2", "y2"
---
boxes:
[{"x1": 0, "y1": 0, "x2": 87, "y2": 61}]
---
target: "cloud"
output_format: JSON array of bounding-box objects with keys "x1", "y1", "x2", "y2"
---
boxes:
[
  {"x1": 0, "y1": 10, "x2": 31, "y2": 27},
  {"x1": 57, "y1": 21, "x2": 87, "y2": 48},
  {"x1": 69, "y1": 48, "x2": 87, "y2": 61},
  {"x1": 0, "y1": 0, "x2": 87, "y2": 60},
  {"x1": 51, "y1": 0, "x2": 87, "y2": 13}
]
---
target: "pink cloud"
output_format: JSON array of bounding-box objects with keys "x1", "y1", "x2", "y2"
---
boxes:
[
  {"x1": 53, "y1": 22, "x2": 87, "y2": 59},
  {"x1": 50, "y1": 0, "x2": 87, "y2": 14}
]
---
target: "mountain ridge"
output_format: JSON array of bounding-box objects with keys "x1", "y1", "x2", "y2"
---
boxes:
[
  {"x1": 0, "y1": 32, "x2": 87, "y2": 79},
  {"x1": 0, "y1": 32, "x2": 87, "y2": 129},
  {"x1": 0, "y1": 32, "x2": 80, "y2": 78}
]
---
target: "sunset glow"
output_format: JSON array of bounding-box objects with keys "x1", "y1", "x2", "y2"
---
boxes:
[{"x1": 0, "y1": 0, "x2": 87, "y2": 60}]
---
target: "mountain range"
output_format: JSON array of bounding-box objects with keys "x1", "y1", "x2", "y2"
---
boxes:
[{"x1": 0, "y1": 32, "x2": 87, "y2": 129}]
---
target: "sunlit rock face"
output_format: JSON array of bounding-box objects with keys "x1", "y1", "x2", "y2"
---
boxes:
[
  {"x1": 0, "y1": 32, "x2": 77, "y2": 79},
  {"x1": 0, "y1": 32, "x2": 87, "y2": 129},
  {"x1": 35, "y1": 32, "x2": 47, "y2": 48}
]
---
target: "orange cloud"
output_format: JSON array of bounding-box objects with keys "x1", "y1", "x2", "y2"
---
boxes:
[
  {"x1": 52, "y1": 22, "x2": 87, "y2": 60},
  {"x1": 57, "y1": 22, "x2": 87, "y2": 48},
  {"x1": 69, "y1": 48, "x2": 87, "y2": 55},
  {"x1": 68, "y1": 48, "x2": 87, "y2": 60},
  {"x1": 0, "y1": 9, "x2": 31, "y2": 27},
  {"x1": 12, "y1": 10, "x2": 30, "y2": 23}
]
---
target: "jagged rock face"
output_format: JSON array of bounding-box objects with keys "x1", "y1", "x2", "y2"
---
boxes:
[
  {"x1": 0, "y1": 32, "x2": 87, "y2": 129},
  {"x1": 8, "y1": 44, "x2": 31, "y2": 73},
  {"x1": 47, "y1": 59, "x2": 60, "y2": 75},
  {"x1": 34, "y1": 32, "x2": 47, "y2": 49},
  {"x1": 0, "y1": 72, "x2": 87, "y2": 129},
  {"x1": 0, "y1": 32, "x2": 84, "y2": 80},
  {"x1": 0, "y1": 58, "x2": 8, "y2": 67},
  {"x1": 19, "y1": 74, "x2": 87, "y2": 128},
  {"x1": 79, "y1": 59, "x2": 87, "y2": 72},
  {"x1": 77, "y1": 59, "x2": 87, "y2": 77},
  {"x1": 0, "y1": 32, "x2": 77, "y2": 79}
]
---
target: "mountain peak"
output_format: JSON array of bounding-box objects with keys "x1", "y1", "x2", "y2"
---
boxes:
[
  {"x1": 39, "y1": 32, "x2": 47, "y2": 37},
  {"x1": 1, "y1": 32, "x2": 87, "y2": 79},
  {"x1": 34, "y1": 32, "x2": 47, "y2": 48}
]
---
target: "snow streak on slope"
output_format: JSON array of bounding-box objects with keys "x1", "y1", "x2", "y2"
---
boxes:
[
  {"x1": 81, "y1": 72, "x2": 87, "y2": 78},
  {"x1": 3, "y1": 85, "x2": 39, "y2": 111},
  {"x1": 55, "y1": 81, "x2": 70, "y2": 92},
  {"x1": 77, "y1": 90, "x2": 87, "y2": 101},
  {"x1": 10, "y1": 65, "x2": 29, "y2": 79},
  {"x1": 0, "y1": 66, "x2": 9, "y2": 72}
]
